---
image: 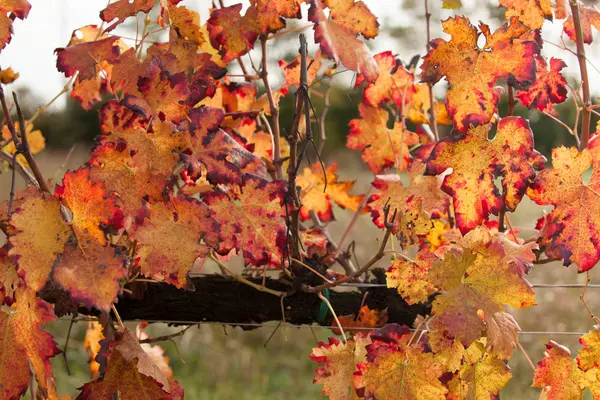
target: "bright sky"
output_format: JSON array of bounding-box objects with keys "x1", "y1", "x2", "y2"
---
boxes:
[{"x1": 1, "y1": 0, "x2": 599, "y2": 111}]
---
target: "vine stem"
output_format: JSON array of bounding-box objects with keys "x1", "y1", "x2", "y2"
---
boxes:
[
  {"x1": 0, "y1": 149, "x2": 36, "y2": 185},
  {"x1": 139, "y1": 325, "x2": 194, "y2": 344},
  {"x1": 517, "y1": 341, "x2": 536, "y2": 371},
  {"x1": 570, "y1": 1, "x2": 591, "y2": 150},
  {"x1": 260, "y1": 36, "x2": 284, "y2": 180},
  {"x1": 209, "y1": 253, "x2": 285, "y2": 297},
  {"x1": 424, "y1": 0, "x2": 439, "y2": 141},
  {"x1": 318, "y1": 292, "x2": 346, "y2": 343}
]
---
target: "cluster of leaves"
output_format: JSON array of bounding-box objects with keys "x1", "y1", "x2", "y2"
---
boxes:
[{"x1": 1, "y1": 0, "x2": 600, "y2": 398}]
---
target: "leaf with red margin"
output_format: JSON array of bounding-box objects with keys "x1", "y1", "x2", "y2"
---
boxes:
[
  {"x1": 426, "y1": 117, "x2": 545, "y2": 234},
  {"x1": 310, "y1": 333, "x2": 370, "y2": 400},
  {"x1": 206, "y1": 4, "x2": 260, "y2": 63},
  {"x1": 556, "y1": 0, "x2": 600, "y2": 44},
  {"x1": 428, "y1": 226, "x2": 536, "y2": 347},
  {"x1": 297, "y1": 163, "x2": 363, "y2": 222},
  {"x1": 421, "y1": 16, "x2": 540, "y2": 132},
  {"x1": 56, "y1": 36, "x2": 121, "y2": 81},
  {"x1": 53, "y1": 242, "x2": 127, "y2": 312},
  {"x1": 77, "y1": 328, "x2": 183, "y2": 399},
  {"x1": 532, "y1": 341, "x2": 585, "y2": 399},
  {"x1": 55, "y1": 168, "x2": 121, "y2": 246},
  {"x1": 309, "y1": 0, "x2": 378, "y2": 83},
  {"x1": 516, "y1": 56, "x2": 568, "y2": 113},
  {"x1": 499, "y1": 0, "x2": 552, "y2": 29},
  {"x1": 110, "y1": 48, "x2": 149, "y2": 97},
  {"x1": 202, "y1": 175, "x2": 287, "y2": 266},
  {"x1": 353, "y1": 324, "x2": 448, "y2": 399},
  {"x1": 0, "y1": 246, "x2": 20, "y2": 305},
  {"x1": 248, "y1": 0, "x2": 304, "y2": 33},
  {"x1": 386, "y1": 249, "x2": 437, "y2": 305},
  {"x1": 280, "y1": 54, "x2": 321, "y2": 89},
  {"x1": 100, "y1": 0, "x2": 154, "y2": 32},
  {"x1": 323, "y1": 0, "x2": 379, "y2": 39},
  {"x1": 8, "y1": 190, "x2": 71, "y2": 291},
  {"x1": 182, "y1": 106, "x2": 264, "y2": 185},
  {"x1": 356, "y1": 51, "x2": 413, "y2": 108},
  {"x1": 123, "y1": 57, "x2": 190, "y2": 123},
  {"x1": 71, "y1": 74, "x2": 105, "y2": 110},
  {"x1": 0, "y1": 288, "x2": 60, "y2": 399},
  {"x1": 222, "y1": 81, "x2": 257, "y2": 112},
  {"x1": 347, "y1": 103, "x2": 418, "y2": 174},
  {"x1": 0, "y1": 0, "x2": 31, "y2": 52},
  {"x1": 527, "y1": 140, "x2": 600, "y2": 272},
  {"x1": 168, "y1": 4, "x2": 204, "y2": 45},
  {"x1": 131, "y1": 197, "x2": 218, "y2": 289}
]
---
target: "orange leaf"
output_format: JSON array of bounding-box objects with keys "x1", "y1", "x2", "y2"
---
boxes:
[
  {"x1": 131, "y1": 197, "x2": 219, "y2": 289},
  {"x1": 297, "y1": 163, "x2": 363, "y2": 222},
  {"x1": 202, "y1": 175, "x2": 287, "y2": 265},
  {"x1": 168, "y1": 4, "x2": 204, "y2": 45},
  {"x1": 247, "y1": 0, "x2": 304, "y2": 33},
  {"x1": 0, "y1": 246, "x2": 20, "y2": 304},
  {"x1": 280, "y1": 54, "x2": 321, "y2": 89},
  {"x1": 527, "y1": 141, "x2": 600, "y2": 272},
  {"x1": 499, "y1": 0, "x2": 552, "y2": 29},
  {"x1": 100, "y1": 0, "x2": 154, "y2": 32},
  {"x1": 206, "y1": 4, "x2": 260, "y2": 63},
  {"x1": 0, "y1": 66, "x2": 19, "y2": 83},
  {"x1": 84, "y1": 321, "x2": 105, "y2": 378},
  {"x1": 532, "y1": 341, "x2": 585, "y2": 399},
  {"x1": 556, "y1": 0, "x2": 600, "y2": 44},
  {"x1": 516, "y1": 55, "x2": 568, "y2": 113},
  {"x1": 421, "y1": 16, "x2": 540, "y2": 131},
  {"x1": 56, "y1": 36, "x2": 121, "y2": 81},
  {"x1": 426, "y1": 117, "x2": 545, "y2": 233},
  {"x1": 309, "y1": 0, "x2": 378, "y2": 83},
  {"x1": 0, "y1": 0, "x2": 30, "y2": 53},
  {"x1": 323, "y1": 0, "x2": 379, "y2": 39},
  {"x1": 0, "y1": 288, "x2": 60, "y2": 399},
  {"x1": 357, "y1": 51, "x2": 413, "y2": 108},
  {"x1": 8, "y1": 190, "x2": 71, "y2": 291},
  {"x1": 347, "y1": 103, "x2": 418, "y2": 174},
  {"x1": 333, "y1": 306, "x2": 388, "y2": 335},
  {"x1": 386, "y1": 250, "x2": 437, "y2": 305}
]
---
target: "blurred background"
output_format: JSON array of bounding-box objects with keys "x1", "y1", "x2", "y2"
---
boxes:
[{"x1": 3, "y1": 0, "x2": 600, "y2": 398}]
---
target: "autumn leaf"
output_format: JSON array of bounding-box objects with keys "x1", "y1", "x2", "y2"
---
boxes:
[
  {"x1": 483, "y1": 311, "x2": 521, "y2": 359},
  {"x1": 309, "y1": 0, "x2": 378, "y2": 83},
  {"x1": 56, "y1": 36, "x2": 121, "y2": 81},
  {"x1": 8, "y1": 190, "x2": 71, "y2": 291},
  {"x1": 168, "y1": 4, "x2": 204, "y2": 45},
  {"x1": 2, "y1": 120, "x2": 45, "y2": 167},
  {"x1": 447, "y1": 340, "x2": 512, "y2": 400},
  {"x1": 55, "y1": 168, "x2": 121, "y2": 246},
  {"x1": 516, "y1": 56, "x2": 568, "y2": 113},
  {"x1": 428, "y1": 226, "x2": 536, "y2": 347},
  {"x1": 0, "y1": 288, "x2": 60, "y2": 399},
  {"x1": 556, "y1": 0, "x2": 600, "y2": 44},
  {"x1": 386, "y1": 250, "x2": 437, "y2": 305},
  {"x1": 84, "y1": 321, "x2": 104, "y2": 378},
  {"x1": 0, "y1": 66, "x2": 19, "y2": 83},
  {"x1": 131, "y1": 197, "x2": 219, "y2": 289},
  {"x1": 311, "y1": 334, "x2": 370, "y2": 400},
  {"x1": 100, "y1": 0, "x2": 154, "y2": 32},
  {"x1": 323, "y1": 0, "x2": 379, "y2": 39},
  {"x1": 280, "y1": 54, "x2": 321, "y2": 89},
  {"x1": 426, "y1": 117, "x2": 545, "y2": 233},
  {"x1": 206, "y1": 4, "x2": 260, "y2": 63},
  {"x1": 347, "y1": 103, "x2": 418, "y2": 174},
  {"x1": 0, "y1": 246, "x2": 20, "y2": 304},
  {"x1": 356, "y1": 51, "x2": 413, "y2": 108},
  {"x1": 202, "y1": 175, "x2": 287, "y2": 265},
  {"x1": 527, "y1": 141, "x2": 600, "y2": 272},
  {"x1": 406, "y1": 83, "x2": 451, "y2": 125},
  {"x1": 0, "y1": 0, "x2": 31, "y2": 52},
  {"x1": 333, "y1": 306, "x2": 388, "y2": 335},
  {"x1": 532, "y1": 341, "x2": 585, "y2": 399},
  {"x1": 421, "y1": 16, "x2": 540, "y2": 131},
  {"x1": 248, "y1": 0, "x2": 304, "y2": 33},
  {"x1": 297, "y1": 163, "x2": 363, "y2": 221},
  {"x1": 429, "y1": 330, "x2": 465, "y2": 373},
  {"x1": 354, "y1": 324, "x2": 448, "y2": 399},
  {"x1": 136, "y1": 322, "x2": 173, "y2": 379},
  {"x1": 499, "y1": 0, "x2": 552, "y2": 29},
  {"x1": 53, "y1": 242, "x2": 127, "y2": 312},
  {"x1": 110, "y1": 48, "x2": 148, "y2": 97}
]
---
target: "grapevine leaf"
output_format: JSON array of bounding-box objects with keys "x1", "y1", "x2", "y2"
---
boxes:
[
  {"x1": 206, "y1": 3, "x2": 260, "y2": 63},
  {"x1": 168, "y1": 4, "x2": 204, "y2": 45},
  {"x1": 0, "y1": 0, "x2": 31, "y2": 52},
  {"x1": 442, "y1": 0, "x2": 462, "y2": 9},
  {"x1": 356, "y1": 51, "x2": 413, "y2": 108},
  {"x1": 386, "y1": 250, "x2": 437, "y2": 305},
  {"x1": 483, "y1": 311, "x2": 521, "y2": 359},
  {"x1": 202, "y1": 175, "x2": 287, "y2": 266},
  {"x1": 532, "y1": 341, "x2": 585, "y2": 399},
  {"x1": 136, "y1": 323, "x2": 174, "y2": 378},
  {"x1": 421, "y1": 16, "x2": 540, "y2": 131},
  {"x1": 310, "y1": 334, "x2": 371, "y2": 400},
  {"x1": 100, "y1": 0, "x2": 154, "y2": 32},
  {"x1": 248, "y1": 0, "x2": 304, "y2": 33},
  {"x1": 354, "y1": 324, "x2": 448, "y2": 399},
  {"x1": 2, "y1": 121, "x2": 45, "y2": 167},
  {"x1": 110, "y1": 48, "x2": 149, "y2": 97},
  {"x1": 56, "y1": 37, "x2": 121, "y2": 81},
  {"x1": 527, "y1": 142, "x2": 600, "y2": 271},
  {"x1": 84, "y1": 321, "x2": 105, "y2": 378},
  {"x1": 499, "y1": 0, "x2": 552, "y2": 29},
  {"x1": 0, "y1": 288, "x2": 60, "y2": 399},
  {"x1": 426, "y1": 117, "x2": 545, "y2": 233},
  {"x1": 556, "y1": 0, "x2": 600, "y2": 44},
  {"x1": 55, "y1": 168, "x2": 121, "y2": 246},
  {"x1": 0, "y1": 246, "x2": 19, "y2": 304},
  {"x1": 323, "y1": 0, "x2": 379, "y2": 39},
  {"x1": 429, "y1": 330, "x2": 465, "y2": 373},
  {"x1": 333, "y1": 307, "x2": 388, "y2": 335},
  {"x1": 280, "y1": 54, "x2": 321, "y2": 89},
  {"x1": 131, "y1": 197, "x2": 219, "y2": 289},
  {"x1": 0, "y1": 66, "x2": 19, "y2": 83},
  {"x1": 576, "y1": 328, "x2": 600, "y2": 398},
  {"x1": 309, "y1": 0, "x2": 378, "y2": 82},
  {"x1": 516, "y1": 56, "x2": 568, "y2": 113},
  {"x1": 297, "y1": 163, "x2": 363, "y2": 222},
  {"x1": 347, "y1": 103, "x2": 418, "y2": 174},
  {"x1": 8, "y1": 190, "x2": 71, "y2": 291},
  {"x1": 429, "y1": 226, "x2": 536, "y2": 347},
  {"x1": 406, "y1": 83, "x2": 451, "y2": 125}
]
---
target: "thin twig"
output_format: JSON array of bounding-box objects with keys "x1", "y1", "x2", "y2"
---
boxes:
[
  {"x1": 424, "y1": 0, "x2": 439, "y2": 141},
  {"x1": 334, "y1": 186, "x2": 372, "y2": 257},
  {"x1": 268, "y1": 24, "x2": 313, "y2": 41},
  {"x1": 570, "y1": 1, "x2": 592, "y2": 150},
  {"x1": 580, "y1": 271, "x2": 600, "y2": 324},
  {"x1": 0, "y1": 149, "x2": 36, "y2": 185},
  {"x1": 139, "y1": 325, "x2": 194, "y2": 344},
  {"x1": 27, "y1": 76, "x2": 75, "y2": 126},
  {"x1": 111, "y1": 305, "x2": 125, "y2": 330},
  {"x1": 317, "y1": 85, "x2": 330, "y2": 155},
  {"x1": 62, "y1": 315, "x2": 76, "y2": 376},
  {"x1": 318, "y1": 292, "x2": 346, "y2": 343}
]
